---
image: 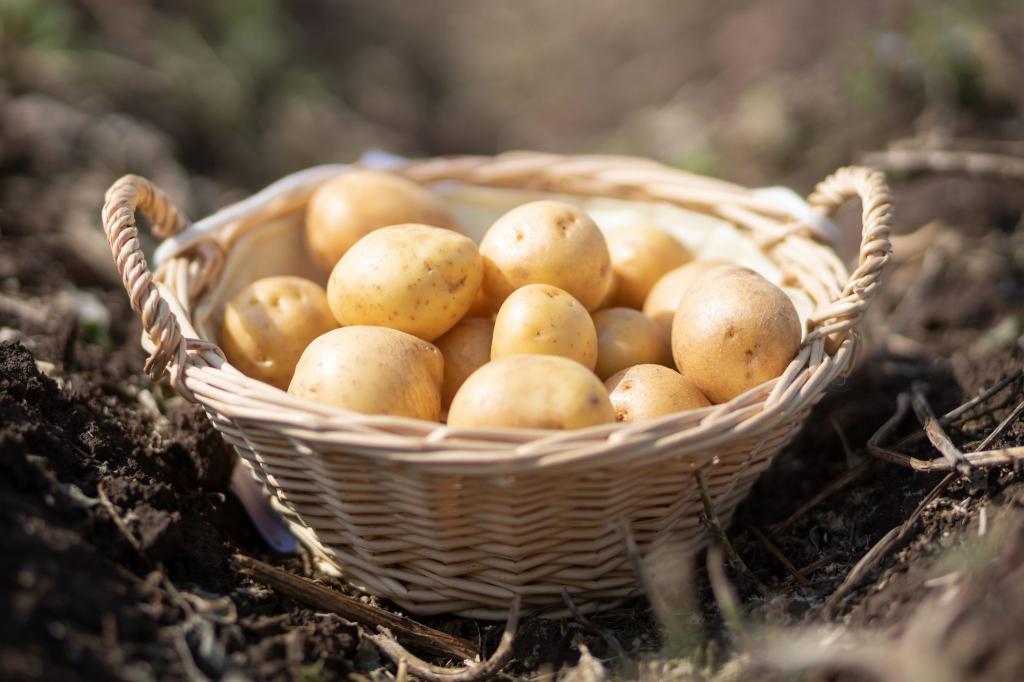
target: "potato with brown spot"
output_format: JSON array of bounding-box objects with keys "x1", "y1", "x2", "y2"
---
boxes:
[
  {"x1": 604, "y1": 364, "x2": 710, "y2": 421},
  {"x1": 672, "y1": 267, "x2": 801, "y2": 403},
  {"x1": 220, "y1": 276, "x2": 337, "y2": 389},
  {"x1": 592, "y1": 307, "x2": 670, "y2": 380},
  {"x1": 288, "y1": 326, "x2": 444, "y2": 420},
  {"x1": 643, "y1": 259, "x2": 731, "y2": 339},
  {"x1": 491, "y1": 284, "x2": 597, "y2": 370},
  {"x1": 327, "y1": 224, "x2": 483, "y2": 341},
  {"x1": 606, "y1": 225, "x2": 692, "y2": 309},
  {"x1": 447, "y1": 355, "x2": 615, "y2": 429},
  {"x1": 479, "y1": 200, "x2": 612, "y2": 311},
  {"x1": 434, "y1": 317, "x2": 494, "y2": 410},
  {"x1": 305, "y1": 170, "x2": 459, "y2": 273}
]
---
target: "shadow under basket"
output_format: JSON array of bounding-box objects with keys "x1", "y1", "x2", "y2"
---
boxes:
[{"x1": 102, "y1": 152, "x2": 892, "y2": 619}]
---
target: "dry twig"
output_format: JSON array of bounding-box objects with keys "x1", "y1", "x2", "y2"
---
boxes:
[
  {"x1": 561, "y1": 590, "x2": 630, "y2": 670},
  {"x1": 233, "y1": 553, "x2": 479, "y2": 662},
  {"x1": 746, "y1": 525, "x2": 808, "y2": 585},
  {"x1": 819, "y1": 472, "x2": 955, "y2": 617},
  {"x1": 363, "y1": 596, "x2": 520, "y2": 682},
  {"x1": 694, "y1": 469, "x2": 743, "y2": 571}
]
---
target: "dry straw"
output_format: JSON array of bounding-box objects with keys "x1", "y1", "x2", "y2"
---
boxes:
[{"x1": 102, "y1": 152, "x2": 892, "y2": 619}]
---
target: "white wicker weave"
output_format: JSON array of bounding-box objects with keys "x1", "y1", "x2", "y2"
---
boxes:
[{"x1": 102, "y1": 152, "x2": 892, "y2": 619}]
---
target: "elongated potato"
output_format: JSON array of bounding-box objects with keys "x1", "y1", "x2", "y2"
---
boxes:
[
  {"x1": 592, "y1": 308, "x2": 670, "y2": 380},
  {"x1": 220, "y1": 276, "x2": 337, "y2": 389},
  {"x1": 672, "y1": 267, "x2": 801, "y2": 403},
  {"x1": 327, "y1": 224, "x2": 483, "y2": 341},
  {"x1": 491, "y1": 284, "x2": 597, "y2": 370},
  {"x1": 604, "y1": 364, "x2": 710, "y2": 422},
  {"x1": 606, "y1": 225, "x2": 692, "y2": 309},
  {"x1": 434, "y1": 318, "x2": 494, "y2": 409},
  {"x1": 447, "y1": 355, "x2": 615, "y2": 429},
  {"x1": 479, "y1": 200, "x2": 612, "y2": 311},
  {"x1": 643, "y1": 259, "x2": 731, "y2": 339},
  {"x1": 288, "y1": 326, "x2": 443, "y2": 420},
  {"x1": 305, "y1": 170, "x2": 459, "y2": 273}
]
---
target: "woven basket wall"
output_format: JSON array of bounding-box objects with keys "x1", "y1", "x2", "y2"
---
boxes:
[{"x1": 102, "y1": 152, "x2": 892, "y2": 619}]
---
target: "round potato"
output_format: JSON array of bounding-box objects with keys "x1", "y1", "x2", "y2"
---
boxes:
[
  {"x1": 479, "y1": 200, "x2": 612, "y2": 311},
  {"x1": 606, "y1": 225, "x2": 692, "y2": 309},
  {"x1": 447, "y1": 355, "x2": 615, "y2": 429},
  {"x1": 305, "y1": 170, "x2": 459, "y2": 273},
  {"x1": 592, "y1": 308, "x2": 671, "y2": 380},
  {"x1": 491, "y1": 284, "x2": 597, "y2": 370},
  {"x1": 643, "y1": 259, "x2": 731, "y2": 338},
  {"x1": 672, "y1": 267, "x2": 801, "y2": 403},
  {"x1": 604, "y1": 364, "x2": 711, "y2": 422},
  {"x1": 220, "y1": 276, "x2": 337, "y2": 389},
  {"x1": 434, "y1": 318, "x2": 494, "y2": 409},
  {"x1": 288, "y1": 326, "x2": 443, "y2": 420},
  {"x1": 327, "y1": 224, "x2": 483, "y2": 341}
]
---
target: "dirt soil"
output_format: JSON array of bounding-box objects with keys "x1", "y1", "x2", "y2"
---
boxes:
[{"x1": 4, "y1": 2, "x2": 1024, "y2": 681}]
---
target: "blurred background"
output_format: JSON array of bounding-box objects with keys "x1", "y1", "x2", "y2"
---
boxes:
[{"x1": 3, "y1": 0, "x2": 1023, "y2": 213}]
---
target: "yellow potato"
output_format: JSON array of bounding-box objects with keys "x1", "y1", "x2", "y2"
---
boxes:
[
  {"x1": 672, "y1": 267, "x2": 801, "y2": 403},
  {"x1": 643, "y1": 259, "x2": 731, "y2": 339},
  {"x1": 606, "y1": 225, "x2": 692, "y2": 309},
  {"x1": 434, "y1": 318, "x2": 494, "y2": 409},
  {"x1": 604, "y1": 364, "x2": 711, "y2": 422},
  {"x1": 592, "y1": 308, "x2": 671, "y2": 380},
  {"x1": 447, "y1": 355, "x2": 615, "y2": 429},
  {"x1": 220, "y1": 276, "x2": 337, "y2": 389},
  {"x1": 491, "y1": 284, "x2": 597, "y2": 370},
  {"x1": 305, "y1": 170, "x2": 459, "y2": 273},
  {"x1": 288, "y1": 326, "x2": 443, "y2": 420},
  {"x1": 479, "y1": 200, "x2": 612, "y2": 311},
  {"x1": 327, "y1": 224, "x2": 483, "y2": 341}
]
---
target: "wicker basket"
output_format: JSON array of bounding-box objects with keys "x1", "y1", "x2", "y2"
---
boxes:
[{"x1": 102, "y1": 152, "x2": 892, "y2": 619}]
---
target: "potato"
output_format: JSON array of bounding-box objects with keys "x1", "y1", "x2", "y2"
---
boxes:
[
  {"x1": 434, "y1": 318, "x2": 494, "y2": 409},
  {"x1": 327, "y1": 224, "x2": 483, "y2": 341},
  {"x1": 606, "y1": 225, "x2": 692, "y2": 309},
  {"x1": 447, "y1": 355, "x2": 615, "y2": 429},
  {"x1": 288, "y1": 326, "x2": 443, "y2": 420},
  {"x1": 643, "y1": 259, "x2": 731, "y2": 338},
  {"x1": 305, "y1": 170, "x2": 459, "y2": 273},
  {"x1": 491, "y1": 284, "x2": 597, "y2": 370},
  {"x1": 672, "y1": 267, "x2": 801, "y2": 403},
  {"x1": 479, "y1": 200, "x2": 612, "y2": 311},
  {"x1": 604, "y1": 364, "x2": 710, "y2": 422},
  {"x1": 220, "y1": 276, "x2": 337, "y2": 389},
  {"x1": 592, "y1": 308, "x2": 671, "y2": 380}
]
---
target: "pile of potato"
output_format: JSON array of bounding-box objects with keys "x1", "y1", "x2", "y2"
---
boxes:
[{"x1": 220, "y1": 170, "x2": 802, "y2": 430}]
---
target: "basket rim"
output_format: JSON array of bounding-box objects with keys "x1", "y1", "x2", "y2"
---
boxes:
[{"x1": 103, "y1": 152, "x2": 892, "y2": 472}]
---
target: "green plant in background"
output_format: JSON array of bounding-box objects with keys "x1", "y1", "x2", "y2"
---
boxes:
[{"x1": 0, "y1": 0, "x2": 75, "y2": 52}]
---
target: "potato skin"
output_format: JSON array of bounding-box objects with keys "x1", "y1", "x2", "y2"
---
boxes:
[
  {"x1": 604, "y1": 364, "x2": 710, "y2": 422},
  {"x1": 606, "y1": 225, "x2": 692, "y2": 309},
  {"x1": 671, "y1": 267, "x2": 801, "y2": 403},
  {"x1": 592, "y1": 308, "x2": 671, "y2": 380},
  {"x1": 288, "y1": 326, "x2": 444, "y2": 420},
  {"x1": 434, "y1": 318, "x2": 494, "y2": 409},
  {"x1": 491, "y1": 284, "x2": 598, "y2": 370},
  {"x1": 643, "y1": 259, "x2": 731, "y2": 339},
  {"x1": 479, "y1": 200, "x2": 612, "y2": 311},
  {"x1": 447, "y1": 355, "x2": 615, "y2": 429},
  {"x1": 305, "y1": 170, "x2": 459, "y2": 273},
  {"x1": 220, "y1": 276, "x2": 337, "y2": 389},
  {"x1": 327, "y1": 224, "x2": 483, "y2": 342}
]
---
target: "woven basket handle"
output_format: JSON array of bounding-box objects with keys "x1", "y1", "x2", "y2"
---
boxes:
[
  {"x1": 102, "y1": 174, "x2": 191, "y2": 380},
  {"x1": 805, "y1": 166, "x2": 893, "y2": 341}
]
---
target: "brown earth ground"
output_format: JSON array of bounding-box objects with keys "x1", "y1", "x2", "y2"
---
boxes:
[{"x1": 3, "y1": 2, "x2": 1024, "y2": 680}]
